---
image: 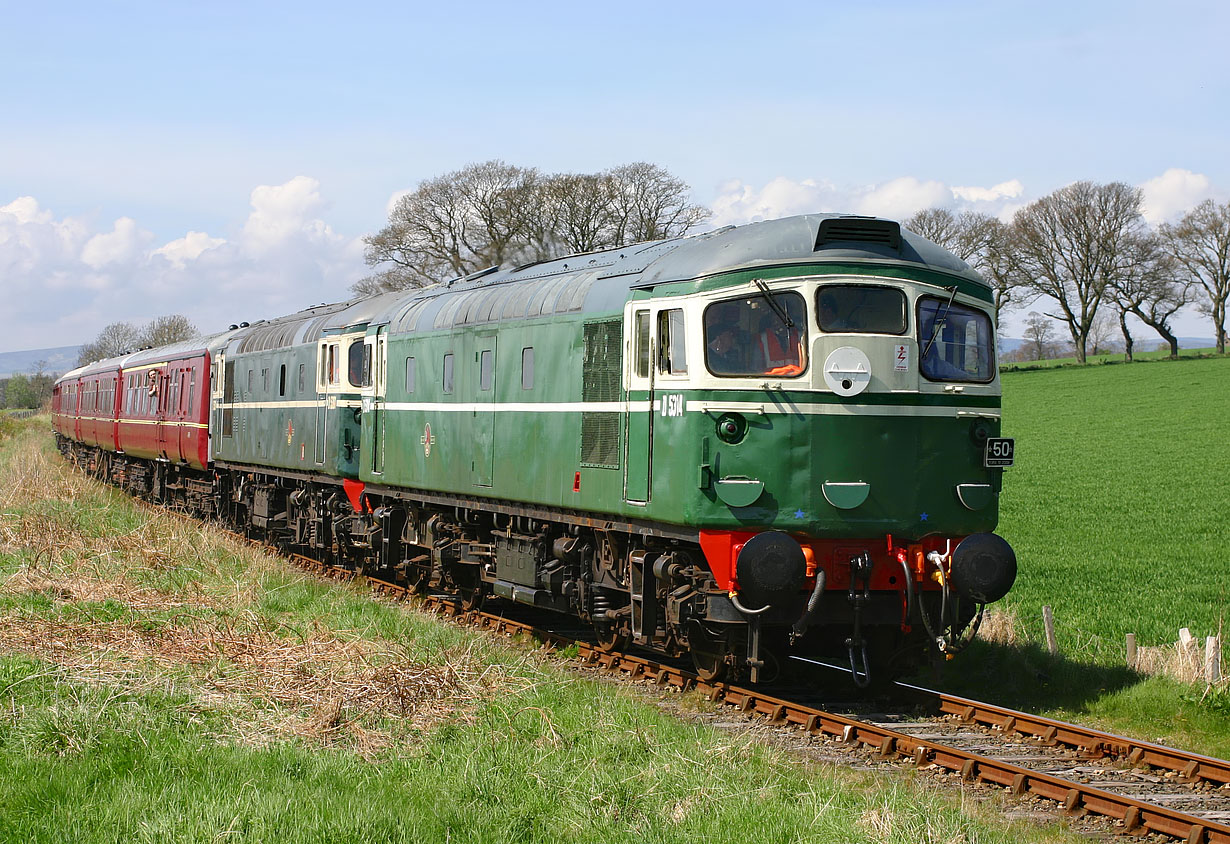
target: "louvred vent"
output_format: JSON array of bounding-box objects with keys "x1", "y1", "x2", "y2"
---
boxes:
[{"x1": 814, "y1": 217, "x2": 902, "y2": 251}]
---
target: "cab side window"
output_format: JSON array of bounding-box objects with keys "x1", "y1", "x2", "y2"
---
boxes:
[{"x1": 657, "y1": 309, "x2": 687, "y2": 375}]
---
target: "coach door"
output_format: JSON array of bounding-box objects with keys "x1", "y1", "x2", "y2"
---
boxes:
[
  {"x1": 467, "y1": 332, "x2": 496, "y2": 487},
  {"x1": 624, "y1": 307, "x2": 653, "y2": 503},
  {"x1": 156, "y1": 366, "x2": 174, "y2": 459}
]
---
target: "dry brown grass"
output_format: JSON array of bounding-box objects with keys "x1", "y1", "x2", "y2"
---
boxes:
[{"x1": 0, "y1": 426, "x2": 511, "y2": 754}]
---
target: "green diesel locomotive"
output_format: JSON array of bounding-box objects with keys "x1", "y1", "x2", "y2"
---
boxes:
[{"x1": 62, "y1": 213, "x2": 1018, "y2": 686}]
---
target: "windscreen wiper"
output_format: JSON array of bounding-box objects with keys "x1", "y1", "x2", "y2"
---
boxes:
[
  {"x1": 922, "y1": 285, "x2": 958, "y2": 358},
  {"x1": 753, "y1": 279, "x2": 793, "y2": 327}
]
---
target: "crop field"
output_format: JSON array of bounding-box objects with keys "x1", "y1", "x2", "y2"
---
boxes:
[
  {"x1": 994, "y1": 355, "x2": 1229, "y2": 653},
  {"x1": 923, "y1": 355, "x2": 1230, "y2": 755},
  {"x1": 0, "y1": 418, "x2": 1080, "y2": 843}
]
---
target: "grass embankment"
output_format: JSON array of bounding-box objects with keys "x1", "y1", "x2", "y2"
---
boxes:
[
  {"x1": 0, "y1": 417, "x2": 1077, "y2": 844},
  {"x1": 928, "y1": 355, "x2": 1230, "y2": 756}
]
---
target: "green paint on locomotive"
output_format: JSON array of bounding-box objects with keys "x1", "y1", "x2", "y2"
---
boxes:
[{"x1": 358, "y1": 256, "x2": 1005, "y2": 542}]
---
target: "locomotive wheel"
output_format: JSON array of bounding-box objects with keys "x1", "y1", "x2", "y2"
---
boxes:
[
  {"x1": 594, "y1": 622, "x2": 630, "y2": 653},
  {"x1": 688, "y1": 624, "x2": 730, "y2": 683}
]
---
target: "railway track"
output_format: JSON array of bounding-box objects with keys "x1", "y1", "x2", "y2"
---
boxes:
[{"x1": 149, "y1": 504, "x2": 1230, "y2": 843}]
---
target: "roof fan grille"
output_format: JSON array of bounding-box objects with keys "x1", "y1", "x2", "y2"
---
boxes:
[{"x1": 815, "y1": 218, "x2": 902, "y2": 251}]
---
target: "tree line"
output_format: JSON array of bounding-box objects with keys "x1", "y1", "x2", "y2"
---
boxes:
[
  {"x1": 76, "y1": 315, "x2": 199, "y2": 367},
  {"x1": 905, "y1": 185, "x2": 1230, "y2": 361}
]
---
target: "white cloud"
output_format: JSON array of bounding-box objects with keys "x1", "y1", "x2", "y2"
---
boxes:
[
  {"x1": 709, "y1": 176, "x2": 1029, "y2": 227},
  {"x1": 1140, "y1": 168, "x2": 1213, "y2": 225},
  {"x1": 152, "y1": 231, "x2": 226, "y2": 268},
  {"x1": 241, "y1": 175, "x2": 333, "y2": 253},
  {"x1": 80, "y1": 217, "x2": 154, "y2": 268},
  {"x1": 851, "y1": 177, "x2": 950, "y2": 219},
  {"x1": 0, "y1": 178, "x2": 367, "y2": 353},
  {"x1": 1, "y1": 196, "x2": 53, "y2": 225},
  {"x1": 952, "y1": 179, "x2": 1024, "y2": 204}
]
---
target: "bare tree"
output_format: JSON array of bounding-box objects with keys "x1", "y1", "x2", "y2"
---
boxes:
[
  {"x1": 1008, "y1": 181, "x2": 1150, "y2": 364},
  {"x1": 1107, "y1": 236, "x2": 1192, "y2": 360},
  {"x1": 357, "y1": 160, "x2": 708, "y2": 295},
  {"x1": 77, "y1": 321, "x2": 143, "y2": 366},
  {"x1": 1023, "y1": 312, "x2": 1056, "y2": 360},
  {"x1": 1159, "y1": 199, "x2": 1230, "y2": 354},
  {"x1": 905, "y1": 208, "x2": 1021, "y2": 325},
  {"x1": 606, "y1": 162, "x2": 709, "y2": 244},
  {"x1": 360, "y1": 161, "x2": 542, "y2": 293},
  {"x1": 1086, "y1": 311, "x2": 1119, "y2": 357},
  {"x1": 142, "y1": 314, "x2": 198, "y2": 348},
  {"x1": 539, "y1": 173, "x2": 617, "y2": 255}
]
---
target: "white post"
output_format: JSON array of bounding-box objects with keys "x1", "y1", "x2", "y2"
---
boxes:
[
  {"x1": 1042, "y1": 606, "x2": 1058, "y2": 655},
  {"x1": 1206, "y1": 636, "x2": 1221, "y2": 685}
]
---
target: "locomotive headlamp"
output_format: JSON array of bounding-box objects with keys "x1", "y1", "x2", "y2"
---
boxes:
[
  {"x1": 949, "y1": 533, "x2": 1016, "y2": 603},
  {"x1": 715, "y1": 413, "x2": 747, "y2": 444}
]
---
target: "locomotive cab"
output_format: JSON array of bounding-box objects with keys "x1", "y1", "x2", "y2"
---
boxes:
[{"x1": 624, "y1": 263, "x2": 1014, "y2": 684}]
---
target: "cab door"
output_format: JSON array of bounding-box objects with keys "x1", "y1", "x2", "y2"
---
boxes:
[{"x1": 624, "y1": 308, "x2": 653, "y2": 503}]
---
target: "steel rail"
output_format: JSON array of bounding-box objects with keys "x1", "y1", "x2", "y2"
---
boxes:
[{"x1": 896, "y1": 682, "x2": 1230, "y2": 788}]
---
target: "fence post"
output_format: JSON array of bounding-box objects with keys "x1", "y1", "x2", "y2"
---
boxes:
[
  {"x1": 1042, "y1": 606, "x2": 1058, "y2": 655},
  {"x1": 1126, "y1": 633, "x2": 1137, "y2": 670},
  {"x1": 1207, "y1": 636, "x2": 1221, "y2": 685}
]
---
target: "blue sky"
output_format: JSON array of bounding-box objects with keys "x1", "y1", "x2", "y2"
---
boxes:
[{"x1": 2, "y1": 0, "x2": 1228, "y2": 351}]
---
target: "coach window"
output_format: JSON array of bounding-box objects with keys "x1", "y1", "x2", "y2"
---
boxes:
[
  {"x1": 188, "y1": 370, "x2": 196, "y2": 415},
  {"x1": 405, "y1": 357, "x2": 416, "y2": 393},
  {"x1": 298, "y1": 363, "x2": 306, "y2": 394},
  {"x1": 262, "y1": 368, "x2": 270, "y2": 394},
  {"x1": 521, "y1": 347, "x2": 534, "y2": 390},
  {"x1": 442, "y1": 353, "x2": 454, "y2": 394},
  {"x1": 247, "y1": 369, "x2": 254, "y2": 396},
  {"x1": 657, "y1": 309, "x2": 687, "y2": 376},
  {"x1": 279, "y1": 365, "x2": 287, "y2": 397}
]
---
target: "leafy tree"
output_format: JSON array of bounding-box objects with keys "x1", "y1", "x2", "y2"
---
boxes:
[
  {"x1": 1007, "y1": 181, "x2": 1154, "y2": 364},
  {"x1": 3, "y1": 360, "x2": 54, "y2": 410},
  {"x1": 357, "y1": 160, "x2": 708, "y2": 295},
  {"x1": 1160, "y1": 199, "x2": 1230, "y2": 354}
]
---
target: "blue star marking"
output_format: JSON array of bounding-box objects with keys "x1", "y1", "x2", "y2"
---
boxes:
[
  {"x1": 919, "y1": 512, "x2": 929, "y2": 521},
  {"x1": 793, "y1": 509, "x2": 806, "y2": 519}
]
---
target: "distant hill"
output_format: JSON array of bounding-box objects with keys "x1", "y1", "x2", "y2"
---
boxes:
[{"x1": 0, "y1": 345, "x2": 82, "y2": 378}]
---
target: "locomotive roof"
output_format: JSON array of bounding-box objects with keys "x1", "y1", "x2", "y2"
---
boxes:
[{"x1": 373, "y1": 213, "x2": 988, "y2": 335}]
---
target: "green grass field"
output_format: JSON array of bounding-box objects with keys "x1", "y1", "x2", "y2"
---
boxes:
[
  {"x1": 0, "y1": 418, "x2": 1080, "y2": 844},
  {"x1": 997, "y1": 355, "x2": 1229, "y2": 651}
]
